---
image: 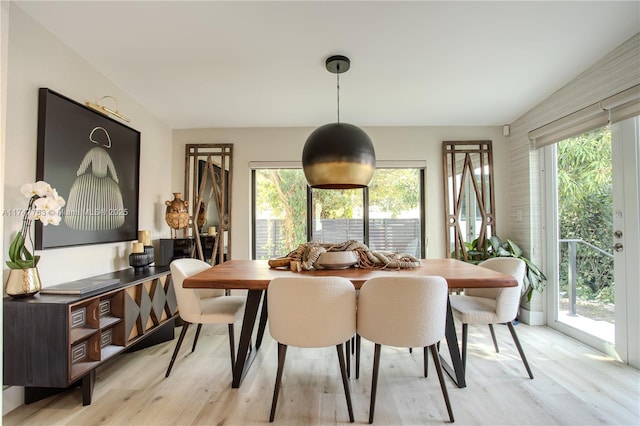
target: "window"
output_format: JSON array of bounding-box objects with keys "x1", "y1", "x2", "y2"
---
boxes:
[{"x1": 252, "y1": 167, "x2": 424, "y2": 259}]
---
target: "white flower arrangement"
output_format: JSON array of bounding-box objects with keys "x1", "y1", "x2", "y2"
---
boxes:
[{"x1": 6, "y1": 181, "x2": 65, "y2": 269}]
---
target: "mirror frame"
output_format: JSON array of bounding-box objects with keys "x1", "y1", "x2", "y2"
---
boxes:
[
  {"x1": 442, "y1": 140, "x2": 495, "y2": 260},
  {"x1": 185, "y1": 143, "x2": 233, "y2": 264}
]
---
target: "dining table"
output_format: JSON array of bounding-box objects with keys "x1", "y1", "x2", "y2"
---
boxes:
[{"x1": 183, "y1": 258, "x2": 517, "y2": 389}]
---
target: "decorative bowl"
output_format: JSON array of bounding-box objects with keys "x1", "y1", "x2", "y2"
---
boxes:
[{"x1": 315, "y1": 251, "x2": 358, "y2": 269}]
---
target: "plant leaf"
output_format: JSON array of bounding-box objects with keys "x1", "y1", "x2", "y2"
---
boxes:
[
  {"x1": 6, "y1": 261, "x2": 21, "y2": 269},
  {"x1": 506, "y1": 239, "x2": 523, "y2": 257},
  {"x1": 8, "y1": 233, "x2": 25, "y2": 262},
  {"x1": 489, "y1": 235, "x2": 502, "y2": 252},
  {"x1": 497, "y1": 247, "x2": 512, "y2": 257},
  {"x1": 13, "y1": 259, "x2": 34, "y2": 269}
]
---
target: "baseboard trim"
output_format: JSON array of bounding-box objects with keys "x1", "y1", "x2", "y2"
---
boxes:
[
  {"x1": 519, "y1": 307, "x2": 545, "y2": 325},
  {"x1": 3, "y1": 386, "x2": 24, "y2": 415}
]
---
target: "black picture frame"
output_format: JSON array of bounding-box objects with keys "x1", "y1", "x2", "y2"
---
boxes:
[{"x1": 35, "y1": 88, "x2": 140, "y2": 249}]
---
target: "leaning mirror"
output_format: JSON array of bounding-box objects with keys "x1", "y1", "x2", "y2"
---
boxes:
[
  {"x1": 442, "y1": 141, "x2": 495, "y2": 260},
  {"x1": 185, "y1": 144, "x2": 233, "y2": 265}
]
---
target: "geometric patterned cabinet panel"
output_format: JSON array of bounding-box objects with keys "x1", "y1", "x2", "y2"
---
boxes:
[{"x1": 3, "y1": 266, "x2": 176, "y2": 406}]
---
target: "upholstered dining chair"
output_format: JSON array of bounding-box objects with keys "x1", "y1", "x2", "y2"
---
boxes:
[
  {"x1": 449, "y1": 257, "x2": 534, "y2": 379},
  {"x1": 268, "y1": 276, "x2": 356, "y2": 423},
  {"x1": 165, "y1": 258, "x2": 246, "y2": 377},
  {"x1": 357, "y1": 275, "x2": 454, "y2": 424}
]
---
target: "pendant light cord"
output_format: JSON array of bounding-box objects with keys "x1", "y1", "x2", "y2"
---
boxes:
[{"x1": 336, "y1": 64, "x2": 341, "y2": 123}]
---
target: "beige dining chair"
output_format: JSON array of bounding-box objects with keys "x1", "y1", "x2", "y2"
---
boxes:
[
  {"x1": 449, "y1": 257, "x2": 534, "y2": 379},
  {"x1": 357, "y1": 275, "x2": 454, "y2": 424},
  {"x1": 165, "y1": 258, "x2": 246, "y2": 377},
  {"x1": 268, "y1": 276, "x2": 356, "y2": 423}
]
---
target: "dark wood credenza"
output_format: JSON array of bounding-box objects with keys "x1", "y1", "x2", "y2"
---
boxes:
[{"x1": 3, "y1": 266, "x2": 177, "y2": 406}]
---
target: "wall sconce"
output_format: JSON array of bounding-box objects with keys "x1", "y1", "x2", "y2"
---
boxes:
[{"x1": 86, "y1": 96, "x2": 131, "y2": 123}]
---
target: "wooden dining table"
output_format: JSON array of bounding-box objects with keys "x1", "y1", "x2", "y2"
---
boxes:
[{"x1": 183, "y1": 258, "x2": 517, "y2": 389}]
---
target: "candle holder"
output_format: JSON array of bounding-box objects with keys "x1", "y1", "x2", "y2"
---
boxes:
[{"x1": 129, "y1": 252, "x2": 149, "y2": 273}]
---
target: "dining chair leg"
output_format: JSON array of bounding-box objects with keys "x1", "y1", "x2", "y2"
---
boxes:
[
  {"x1": 192, "y1": 323, "x2": 203, "y2": 352},
  {"x1": 269, "y1": 343, "x2": 288, "y2": 422},
  {"x1": 488, "y1": 324, "x2": 499, "y2": 353},
  {"x1": 430, "y1": 344, "x2": 455, "y2": 423},
  {"x1": 166, "y1": 321, "x2": 190, "y2": 378},
  {"x1": 409, "y1": 347, "x2": 413, "y2": 353},
  {"x1": 506, "y1": 322, "x2": 534, "y2": 379},
  {"x1": 423, "y1": 346, "x2": 429, "y2": 377},
  {"x1": 351, "y1": 335, "x2": 355, "y2": 354},
  {"x1": 369, "y1": 343, "x2": 382, "y2": 424},
  {"x1": 228, "y1": 323, "x2": 236, "y2": 370},
  {"x1": 336, "y1": 344, "x2": 355, "y2": 423},
  {"x1": 461, "y1": 323, "x2": 468, "y2": 373},
  {"x1": 355, "y1": 334, "x2": 361, "y2": 379},
  {"x1": 345, "y1": 339, "x2": 351, "y2": 378}
]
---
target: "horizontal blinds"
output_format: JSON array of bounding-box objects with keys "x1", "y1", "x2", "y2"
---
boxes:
[{"x1": 529, "y1": 84, "x2": 640, "y2": 148}]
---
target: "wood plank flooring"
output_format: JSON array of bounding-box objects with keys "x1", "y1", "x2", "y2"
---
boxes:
[{"x1": 4, "y1": 322, "x2": 639, "y2": 425}]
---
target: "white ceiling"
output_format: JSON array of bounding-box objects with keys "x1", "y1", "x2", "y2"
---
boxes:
[{"x1": 14, "y1": 1, "x2": 640, "y2": 129}]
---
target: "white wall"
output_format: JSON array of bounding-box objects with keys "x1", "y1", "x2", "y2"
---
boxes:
[
  {"x1": 2, "y1": 4, "x2": 173, "y2": 412},
  {"x1": 173, "y1": 126, "x2": 510, "y2": 260}
]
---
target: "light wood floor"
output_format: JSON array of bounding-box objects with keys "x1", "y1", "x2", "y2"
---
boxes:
[{"x1": 4, "y1": 322, "x2": 639, "y2": 425}]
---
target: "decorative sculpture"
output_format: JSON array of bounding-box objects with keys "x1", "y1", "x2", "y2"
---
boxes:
[{"x1": 165, "y1": 192, "x2": 190, "y2": 238}]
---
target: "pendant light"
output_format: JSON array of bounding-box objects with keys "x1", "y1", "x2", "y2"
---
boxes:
[{"x1": 302, "y1": 55, "x2": 376, "y2": 189}]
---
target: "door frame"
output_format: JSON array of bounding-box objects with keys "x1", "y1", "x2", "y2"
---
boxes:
[
  {"x1": 543, "y1": 117, "x2": 640, "y2": 366},
  {"x1": 611, "y1": 116, "x2": 640, "y2": 368}
]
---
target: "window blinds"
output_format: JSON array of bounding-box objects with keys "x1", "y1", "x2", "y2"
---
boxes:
[{"x1": 529, "y1": 84, "x2": 640, "y2": 148}]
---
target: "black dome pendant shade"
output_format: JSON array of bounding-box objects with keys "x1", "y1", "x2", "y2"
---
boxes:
[{"x1": 302, "y1": 55, "x2": 376, "y2": 189}]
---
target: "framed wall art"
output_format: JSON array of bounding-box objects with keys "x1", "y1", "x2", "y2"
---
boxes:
[{"x1": 35, "y1": 88, "x2": 140, "y2": 249}]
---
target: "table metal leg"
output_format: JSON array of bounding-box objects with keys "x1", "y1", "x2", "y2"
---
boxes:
[
  {"x1": 232, "y1": 289, "x2": 264, "y2": 388},
  {"x1": 255, "y1": 290, "x2": 269, "y2": 350},
  {"x1": 439, "y1": 296, "x2": 466, "y2": 388}
]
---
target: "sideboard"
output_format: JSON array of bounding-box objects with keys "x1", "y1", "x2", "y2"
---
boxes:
[{"x1": 3, "y1": 266, "x2": 177, "y2": 406}]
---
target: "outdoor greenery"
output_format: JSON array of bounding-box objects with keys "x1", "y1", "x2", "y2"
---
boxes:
[
  {"x1": 557, "y1": 127, "x2": 614, "y2": 304},
  {"x1": 255, "y1": 169, "x2": 420, "y2": 255}
]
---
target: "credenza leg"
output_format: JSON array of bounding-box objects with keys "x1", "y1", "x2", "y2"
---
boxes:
[{"x1": 82, "y1": 370, "x2": 95, "y2": 406}]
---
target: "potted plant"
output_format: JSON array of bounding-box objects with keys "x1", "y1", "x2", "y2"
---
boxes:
[{"x1": 5, "y1": 181, "x2": 65, "y2": 297}]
